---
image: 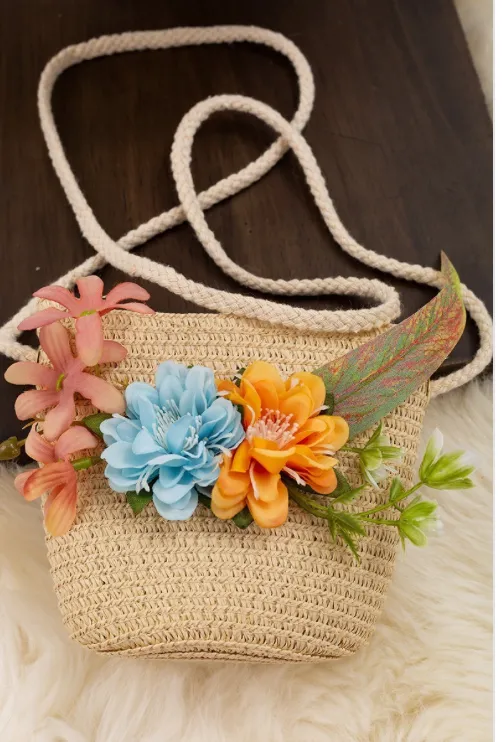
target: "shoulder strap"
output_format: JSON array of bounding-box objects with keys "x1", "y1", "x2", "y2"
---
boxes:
[{"x1": 0, "y1": 26, "x2": 492, "y2": 398}]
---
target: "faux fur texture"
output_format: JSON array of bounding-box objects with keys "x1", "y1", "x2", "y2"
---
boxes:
[
  {"x1": 455, "y1": 0, "x2": 493, "y2": 111},
  {"x1": 0, "y1": 380, "x2": 492, "y2": 741}
]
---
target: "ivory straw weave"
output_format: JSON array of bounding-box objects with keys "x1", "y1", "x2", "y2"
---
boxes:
[{"x1": 44, "y1": 311, "x2": 428, "y2": 662}]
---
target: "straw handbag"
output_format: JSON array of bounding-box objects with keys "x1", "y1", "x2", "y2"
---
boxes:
[{"x1": 0, "y1": 27, "x2": 491, "y2": 662}]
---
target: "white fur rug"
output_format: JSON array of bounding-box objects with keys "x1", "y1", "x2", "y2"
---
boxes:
[{"x1": 0, "y1": 380, "x2": 492, "y2": 741}]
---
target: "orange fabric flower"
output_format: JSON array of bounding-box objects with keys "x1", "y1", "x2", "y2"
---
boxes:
[{"x1": 211, "y1": 361, "x2": 349, "y2": 528}]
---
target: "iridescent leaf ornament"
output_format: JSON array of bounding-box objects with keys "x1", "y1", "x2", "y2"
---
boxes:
[{"x1": 315, "y1": 253, "x2": 465, "y2": 439}]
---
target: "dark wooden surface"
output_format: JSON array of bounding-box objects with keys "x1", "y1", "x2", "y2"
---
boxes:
[{"x1": 0, "y1": 0, "x2": 492, "y2": 441}]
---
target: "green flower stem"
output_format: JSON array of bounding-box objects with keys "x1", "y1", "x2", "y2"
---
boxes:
[
  {"x1": 72, "y1": 455, "x2": 102, "y2": 471},
  {"x1": 355, "y1": 481, "x2": 425, "y2": 518},
  {"x1": 356, "y1": 501, "x2": 394, "y2": 517},
  {"x1": 358, "y1": 517, "x2": 399, "y2": 527},
  {"x1": 288, "y1": 486, "x2": 329, "y2": 520},
  {"x1": 395, "y1": 482, "x2": 423, "y2": 501}
]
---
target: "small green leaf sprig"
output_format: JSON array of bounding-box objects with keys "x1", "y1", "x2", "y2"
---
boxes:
[
  {"x1": 286, "y1": 426, "x2": 475, "y2": 561},
  {"x1": 344, "y1": 422, "x2": 402, "y2": 487}
]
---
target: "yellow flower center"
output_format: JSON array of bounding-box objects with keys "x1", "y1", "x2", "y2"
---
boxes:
[
  {"x1": 246, "y1": 409, "x2": 298, "y2": 449},
  {"x1": 55, "y1": 373, "x2": 65, "y2": 391}
]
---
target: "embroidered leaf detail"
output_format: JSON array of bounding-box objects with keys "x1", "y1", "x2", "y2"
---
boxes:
[{"x1": 315, "y1": 253, "x2": 465, "y2": 439}]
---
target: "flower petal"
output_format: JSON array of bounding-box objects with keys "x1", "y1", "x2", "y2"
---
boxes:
[
  {"x1": 131, "y1": 427, "x2": 163, "y2": 456},
  {"x1": 111, "y1": 302, "x2": 154, "y2": 314},
  {"x1": 99, "y1": 340, "x2": 128, "y2": 364},
  {"x1": 252, "y1": 380, "x2": 280, "y2": 411},
  {"x1": 251, "y1": 442, "x2": 295, "y2": 474},
  {"x1": 287, "y1": 372, "x2": 326, "y2": 413},
  {"x1": 14, "y1": 389, "x2": 60, "y2": 420},
  {"x1": 216, "y1": 454, "x2": 250, "y2": 498},
  {"x1": 302, "y1": 467, "x2": 337, "y2": 495},
  {"x1": 14, "y1": 470, "x2": 36, "y2": 495},
  {"x1": 231, "y1": 439, "x2": 252, "y2": 473},
  {"x1": 54, "y1": 426, "x2": 98, "y2": 459},
  {"x1": 152, "y1": 476, "x2": 194, "y2": 505},
  {"x1": 24, "y1": 461, "x2": 71, "y2": 501},
  {"x1": 4, "y1": 361, "x2": 58, "y2": 388},
  {"x1": 74, "y1": 373, "x2": 125, "y2": 414},
  {"x1": 211, "y1": 482, "x2": 248, "y2": 513},
  {"x1": 164, "y1": 416, "x2": 195, "y2": 454},
  {"x1": 249, "y1": 462, "x2": 281, "y2": 503},
  {"x1": 39, "y1": 323, "x2": 73, "y2": 372},
  {"x1": 43, "y1": 391, "x2": 76, "y2": 441},
  {"x1": 211, "y1": 498, "x2": 247, "y2": 520},
  {"x1": 18, "y1": 307, "x2": 70, "y2": 332},
  {"x1": 286, "y1": 445, "x2": 336, "y2": 472},
  {"x1": 75, "y1": 313, "x2": 104, "y2": 367},
  {"x1": 33, "y1": 285, "x2": 79, "y2": 313},
  {"x1": 278, "y1": 387, "x2": 313, "y2": 427},
  {"x1": 239, "y1": 379, "x2": 262, "y2": 428},
  {"x1": 125, "y1": 382, "x2": 159, "y2": 420},
  {"x1": 325, "y1": 416, "x2": 350, "y2": 450},
  {"x1": 153, "y1": 490, "x2": 198, "y2": 521},
  {"x1": 105, "y1": 282, "x2": 151, "y2": 305},
  {"x1": 44, "y1": 480, "x2": 78, "y2": 536},
  {"x1": 25, "y1": 426, "x2": 56, "y2": 464},
  {"x1": 242, "y1": 362, "x2": 285, "y2": 394},
  {"x1": 246, "y1": 479, "x2": 288, "y2": 528},
  {"x1": 101, "y1": 441, "x2": 152, "y2": 470},
  {"x1": 76, "y1": 276, "x2": 104, "y2": 308},
  {"x1": 155, "y1": 360, "x2": 189, "y2": 389}
]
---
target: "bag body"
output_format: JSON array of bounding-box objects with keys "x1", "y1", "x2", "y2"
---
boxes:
[
  {"x1": 45, "y1": 311, "x2": 428, "y2": 661},
  {"x1": 0, "y1": 27, "x2": 489, "y2": 663}
]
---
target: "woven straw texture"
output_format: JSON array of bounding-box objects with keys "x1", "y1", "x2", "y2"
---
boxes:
[{"x1": 44, "y1": 311, "x2": 428, "y2": 662}]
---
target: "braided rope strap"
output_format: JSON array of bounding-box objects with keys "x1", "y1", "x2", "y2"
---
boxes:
[{"x1": 0, "y1": 26, "x2": 492, "y2": 397}]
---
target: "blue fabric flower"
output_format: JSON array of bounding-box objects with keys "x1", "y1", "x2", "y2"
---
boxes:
[{"x1": 101, "y1": 361, "x2": 244, "y2": 520}]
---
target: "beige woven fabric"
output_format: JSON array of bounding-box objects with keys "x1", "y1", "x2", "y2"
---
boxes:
[{"x1": 44, "y1": 311, "x2": 428, "y2": 662}]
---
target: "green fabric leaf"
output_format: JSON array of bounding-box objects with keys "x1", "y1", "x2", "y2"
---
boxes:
[
  {"x1": 323, "y1": 391, "x2": 335, "y2": 415},
  {"x1": 196, "y1": 491, "x2": 212, "y2": 509},
  {"x1": 419, "y1": 429, "x2": 443, "y2": 479},
  {"x1": 327, "y1": 513, "x2": 361, "y2": 562},
  {"x1": 401, "y1": 500, "x2": 437, "y2": 521},
  {"x1": 331, "y1": 469, "x2": 366, "y2": 503},
  {"x1": 0, "y1": 436, "x2": 23, "y2": 461},
  {"x1": 80, "y1": 412, "x2": 112, "y2": 438},
  {"x1": 126, "y1": 490, "x2": 153, "y2": 515},
  {"x1": 233, "y1": 367, "x2": 246, "y2": 386},
  {"x1": 72, "y1": 455, "x2": 101, "y2": 471},
  {"x1": 429, "y1": 477, "x2": 475, "y2": 490},
  {"x1": 359, "y1": 448, "x2": 383, "y2": 471},
  {"x1": 399, "y1": 521, "x2": 427, "y2": 547},
  {"x1": 232, "y1": 507, "x2": 253, "y2": 529},
  {"x1": 389, "y1": 477, "x2": 406, "y2": 502},
  {"x1": 338, "y1": 529, "x2": 361, "y2": 562},
  {"x1": 315, "y1": 254, "x2": 465, "y2": 439},
  {"x1": 365, "y1": 422, "x2": 384, "y2": 447},
  {"x1": 328, "y1": 509, "x2": 367, "y2": 537}
]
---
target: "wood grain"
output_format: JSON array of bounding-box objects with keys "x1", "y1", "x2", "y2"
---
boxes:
[{"x1": 0, "y1": 0, "x2": 492, "y2": 442}]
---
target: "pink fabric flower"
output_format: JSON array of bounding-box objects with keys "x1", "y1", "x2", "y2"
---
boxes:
[
  {"x1": 5, "y1": 322, "x2": 126, "y2": 441},
  {"x1": 18, "y1": 276, "x2": 154, "y2": 367},
  {"x1": 15, "y1": 425, "x2": 98, "y2": 536}
]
